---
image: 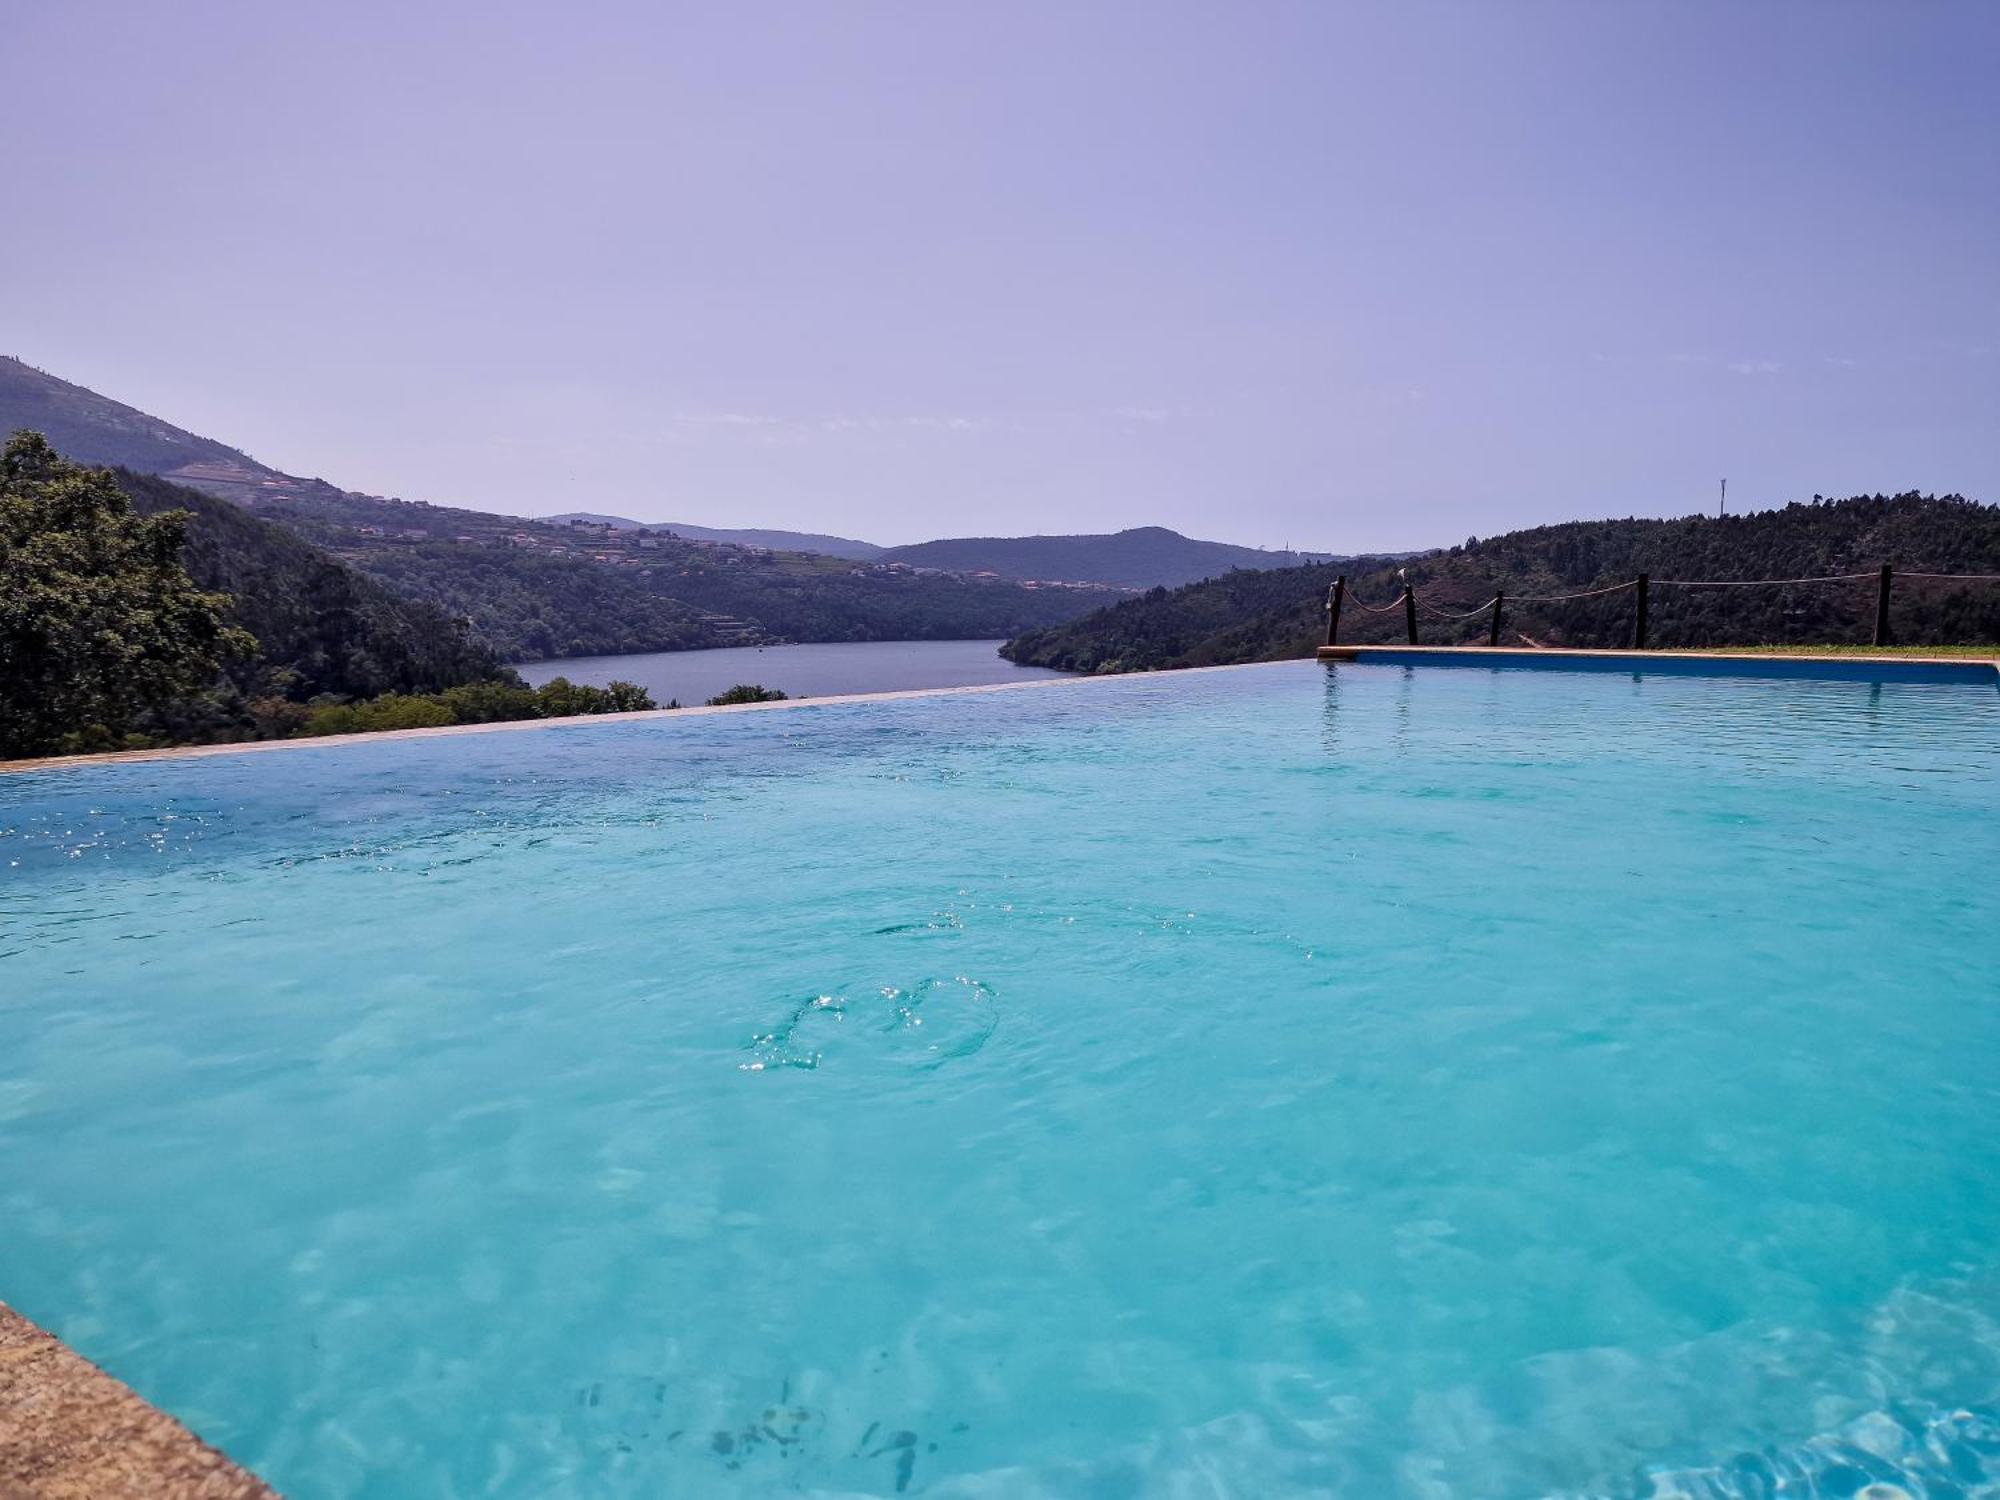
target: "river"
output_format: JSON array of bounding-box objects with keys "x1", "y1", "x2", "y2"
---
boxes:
[{"x1": 511, "y1": 638, "x2": 1068, "y2": 706}]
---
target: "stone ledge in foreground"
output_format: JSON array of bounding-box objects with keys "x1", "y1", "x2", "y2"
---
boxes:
[{"x1": 0, "y1": 1302, "x2": 276, "y2": 1499}]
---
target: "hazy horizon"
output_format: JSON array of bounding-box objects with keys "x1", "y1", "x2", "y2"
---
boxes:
[{"x1": 6, "y1": 1, "x2": 1996, "y2": 553}]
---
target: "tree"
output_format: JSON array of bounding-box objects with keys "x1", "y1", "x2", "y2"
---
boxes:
[{"x1": 1, "y1": 432, "x2": 254, "y2": 758}]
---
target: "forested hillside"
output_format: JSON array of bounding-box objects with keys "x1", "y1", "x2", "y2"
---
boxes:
[
  {"x1": 1004, "y1": 495, "x2": 2000, "y2": 671},
  {"x1": 116, "y1": 471, "x2": 505, "y2": 698},
  {"x1": 265, "y1": 490, "x2": 1117, "y2": 658}
]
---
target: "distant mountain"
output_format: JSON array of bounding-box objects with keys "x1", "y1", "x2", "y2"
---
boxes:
[
  {"x1": 0, "y1": 355, "x2": 353, "y2": 509},
  {"x1": 2, "y1": 356, "x2": 1120, "y2": 660},
  {"x1": 879, "y1": 527, "x2": 1340, "y2": 590},
  {"x1": 542, "y1": 512, "x2": 885, "y2": 561},
  {"x1": 1003, "y1": 496, "x2": 2000, "y2": 672},
  {"x1": 0, "y1": 355, "x2": 268, "y2": 482}
]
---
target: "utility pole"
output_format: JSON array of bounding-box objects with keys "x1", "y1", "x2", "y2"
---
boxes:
[{"x1": 1718, "y1": 478, "x2": 1727, "y2": 519}]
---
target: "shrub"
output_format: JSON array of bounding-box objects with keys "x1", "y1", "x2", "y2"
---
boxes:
[
  {"x1": 295, "y1": 676, "x2": 658, "y2": 739},
  {"x1": 532, "y1": 676, "x2": 656, "y2": 717},
  {"x1": 303, "y1": 693, "x2": 456, "y2": 735},
  {"x1": 706, "y1": 684, "x2": 788, "y2": 706}
]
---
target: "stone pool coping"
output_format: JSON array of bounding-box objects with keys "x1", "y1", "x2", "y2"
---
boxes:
[
  {"x1": 0, "y1": 1302, "x2": 276, "y2": 1499},
  {"x1": 1319, "y1": 643, "x2": 2000, "y2": 680}
]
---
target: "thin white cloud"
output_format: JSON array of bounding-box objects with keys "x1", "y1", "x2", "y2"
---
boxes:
[
  {"x1": 667, "y1": 410, "x2": 991, "y2": 438},
  {"x1": 1726, "y1": 359, "x2": 1783, "y2": 376},
  {"x1": 669, "y1": 410, "x2": 785, "y2": 427},
  {"x1": 666, "y1": 407, "x2": 1193, "y2": 440},
  {"x1": 820, "y1": 414, "x2": 988, "y2": 434}
]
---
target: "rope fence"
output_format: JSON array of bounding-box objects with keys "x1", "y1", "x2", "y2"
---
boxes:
[
  {"x1": 1648, "y1": 571, "x2": 1875, "y2": 588},
  {"x1": 1418, "y1": 596, "x2": 1501, "y2": 621},
  {"x1": 1343, "y1": 590, "x2": 1409, "y2": 614},
  {"x1": 1507, "y1": 580, "x2": 1638, "y2": 603},
  {"x1": 1323, "y1": 564, "x2": 2000, "y2": 651}
]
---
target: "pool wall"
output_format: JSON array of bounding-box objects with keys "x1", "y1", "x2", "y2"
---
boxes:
[{"x1": 1319, "y1": 643, "x2": 2000, "y2": 685}]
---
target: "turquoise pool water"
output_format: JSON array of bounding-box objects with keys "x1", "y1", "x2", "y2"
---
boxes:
[{"x1": 3, "y1": 660, "x2": 1997, "y2": 1498}]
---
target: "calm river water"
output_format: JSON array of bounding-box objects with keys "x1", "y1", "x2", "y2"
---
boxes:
[{"x1": 512, "y1": 637, "x2": 1067, "y2": 705}]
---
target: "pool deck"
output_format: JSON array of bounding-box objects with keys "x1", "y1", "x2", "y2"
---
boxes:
[{"x1": 0, "y1": 1302, "x2": 276, "y2": 1499}]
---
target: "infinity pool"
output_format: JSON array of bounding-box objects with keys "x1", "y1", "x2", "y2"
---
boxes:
[{"x1": 3, "y1": 661, "x2": 1997, "y2": 1498}]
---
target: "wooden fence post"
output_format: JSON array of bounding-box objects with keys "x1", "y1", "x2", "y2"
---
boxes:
[
  {"x1": 1325, "y1": 576, "x2": 1346, "y2": 647},
  {"x1": 1402, "y1": 583, "x2": 1418, "y2": 645},
  {"x1": 1632, "y1": 573, "x2": 1650, "y2": 650},
  {"x1": 1873, "y1": 564, "x2": 1893, "y2": 646},
  {"x1": 1488, "y1": 592, "x2": 1505, "y2": 647}
]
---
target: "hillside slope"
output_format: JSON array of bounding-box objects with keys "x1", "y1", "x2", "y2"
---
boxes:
[
  {"x1": 1004, "y1": 496, "x2": 2000, "y2": 671},
  {"x1": 0, "y1": 356, "x2": 259, "y2": 477},
  {"x1": 880, "y1": 526, "x2": 1336, "y2": 588}
]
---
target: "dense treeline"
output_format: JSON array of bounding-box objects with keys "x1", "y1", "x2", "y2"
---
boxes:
[{"x1": 1003, "y1": 494, "x2": 2000, "y2": 671}]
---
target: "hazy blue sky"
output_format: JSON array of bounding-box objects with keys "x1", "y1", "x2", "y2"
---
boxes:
[{"x1": 6, "y1": 1, "x2": 1995, "y2": 550}]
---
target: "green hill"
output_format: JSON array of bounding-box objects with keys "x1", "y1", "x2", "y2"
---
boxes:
[
  {"x1": 1003, "y1": 495, "x2": 2000, "y2": 671},
  {"x1": 879, "y1": 526, "x2": 1338, "y2": 589}
]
